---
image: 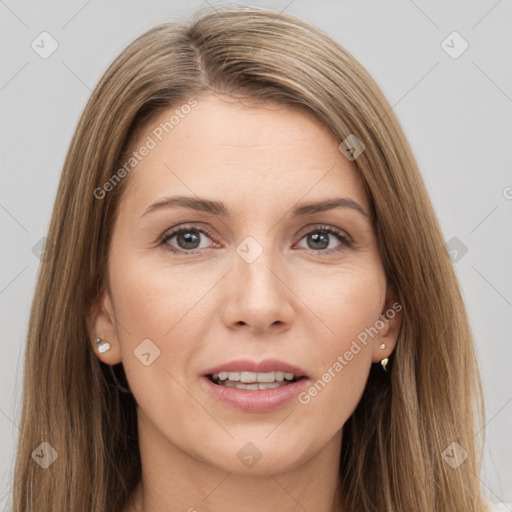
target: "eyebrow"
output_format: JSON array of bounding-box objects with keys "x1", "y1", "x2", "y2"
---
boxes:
[{"x1": 142, "y1": 195, "x2": 369, "y2": 218}]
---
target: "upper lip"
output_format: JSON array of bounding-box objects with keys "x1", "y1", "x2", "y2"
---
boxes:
[{"x1": 202, "y1": 358, "x2": 308, "y2": 378}]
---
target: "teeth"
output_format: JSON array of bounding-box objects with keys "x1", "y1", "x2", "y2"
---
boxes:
[
  {"x1": 219, "y1": 380, "x2": 289, "y2": 390},
  {"x1": 240, "y1": 371, "x2": 257, "y2": 383},
  {"x1": 211, "y1": 371, "x2": 298, "y2": 385},
  {"x1": 218, "y1": 371, "x2": 231, "y2": 381}
]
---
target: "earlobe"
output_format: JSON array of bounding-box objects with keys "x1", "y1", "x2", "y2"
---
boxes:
[
  {"x1": 93, "y1": 337, "x2": 112, "y2": 355},
  {"x1": 87, "y1": 290, "x2": 123, "y2": 365}
]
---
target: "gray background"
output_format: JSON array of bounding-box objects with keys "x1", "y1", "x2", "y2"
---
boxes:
[{"x1": 1, "y1": 0, "x2": 511, "y2": 509}]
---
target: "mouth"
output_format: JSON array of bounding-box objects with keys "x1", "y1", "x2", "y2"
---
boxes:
[
  {"x1": 206, "y1": 371, "x2": 304, "y2": 390},
  {"x1": 200, "y1": 359, "x2": 309, "y2": 411}
]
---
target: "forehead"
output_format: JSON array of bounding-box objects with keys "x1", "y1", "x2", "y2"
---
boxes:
[{"x1": 119, "y1": 95, "x2": 368, "y2": 215}]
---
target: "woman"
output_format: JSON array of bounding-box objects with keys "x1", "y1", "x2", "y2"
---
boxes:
[{"x1": 11, "y1": 6, "x2": 488, "y2": 511}]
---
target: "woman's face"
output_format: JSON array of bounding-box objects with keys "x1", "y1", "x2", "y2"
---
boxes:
[{"x1": 92, "y1": 94, "x2": 401, "y2": 475}]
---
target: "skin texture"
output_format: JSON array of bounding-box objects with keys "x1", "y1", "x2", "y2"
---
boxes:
[{"x1": 90, "y1": 94, "x2": 402, "y2": 512}]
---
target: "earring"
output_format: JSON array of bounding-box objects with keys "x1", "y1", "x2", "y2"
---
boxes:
[
  {"x1": 379, "y1": 343, "x2": 388, "y2": 371},
  {"x1": 94, "y1": 338, "x2": 111, "y2": 354}
]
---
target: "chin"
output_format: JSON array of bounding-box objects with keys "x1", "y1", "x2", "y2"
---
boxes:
[{"x1": 193, "y1": 433, "x2": 315, "y2": 475}]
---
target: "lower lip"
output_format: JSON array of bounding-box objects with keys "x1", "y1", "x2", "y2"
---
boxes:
[{"x1": 200, "y1": 376, "x2": 309, "y2": 412}]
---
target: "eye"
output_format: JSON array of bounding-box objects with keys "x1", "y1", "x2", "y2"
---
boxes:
[
  {"x1": 161, "y1": 225, "x2": 217, "y2": 254},
  {"x1": 160, "y1": 223, "x2": 352, "y2": 256},
  {"x1": 294, "y1": 225, "x2": 352, "y2": 254}
]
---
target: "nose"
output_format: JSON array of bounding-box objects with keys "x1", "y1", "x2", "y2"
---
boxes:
[{"x1": 221, "y1": 241, "x2": 295, "y2": 335}]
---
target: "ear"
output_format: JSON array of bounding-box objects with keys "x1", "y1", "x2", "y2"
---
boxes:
[
  {"x1": 87, "y1": 288, "x2": 123, "y2": 366},
  {"x1": 371, "y1": 287, "x2": 403, "y2": 363}
]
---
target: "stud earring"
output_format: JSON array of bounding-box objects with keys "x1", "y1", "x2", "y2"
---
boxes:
[
  {"x1": 379, "y1": 343, "x2": 388, "y2": 371},
  {"x1": 94, "y1": 338, "x2": 111, "y2": 354}
]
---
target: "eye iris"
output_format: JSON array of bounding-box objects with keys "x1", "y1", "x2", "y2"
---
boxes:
[
  {"x1": 177, "y1": 230, "x2": 200, "y2": 249},
  {"x1": 308, "y1": 231, "x2": 329, "y2": 250}
]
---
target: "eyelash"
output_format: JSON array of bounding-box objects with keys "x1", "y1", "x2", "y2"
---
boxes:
[{"x1": 159, "y1": 224, "x2": 353, "y2": 256}]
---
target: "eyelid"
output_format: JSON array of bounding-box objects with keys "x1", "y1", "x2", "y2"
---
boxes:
[
  {"x1": 158, "y1": 223, "x2": 217, "y2": 247},
  {"x1": 295, "y1": 223, "x2": 352, "y2": 243}
]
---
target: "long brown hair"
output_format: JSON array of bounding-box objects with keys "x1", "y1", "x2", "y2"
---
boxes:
[{"x1": 10, "y1": 6, "x2": 486, "y2": 511}]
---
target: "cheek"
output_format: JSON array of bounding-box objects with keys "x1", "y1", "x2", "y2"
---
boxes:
[
  {"x1": 107, "y1": 254, "x2": 214, "y2": 393},
  {"x1": 107, "y1": 257, "x2": 212, "y2": 435},
  {"x1": 301, "y1": 258, "x2": 386, "y2": 346},
  {"x1": 109, "y1": 253, "x2": 213, "y2": 345},
  {"x1": 296, "y1": 263, "x2": 385, "y2": 419}
]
